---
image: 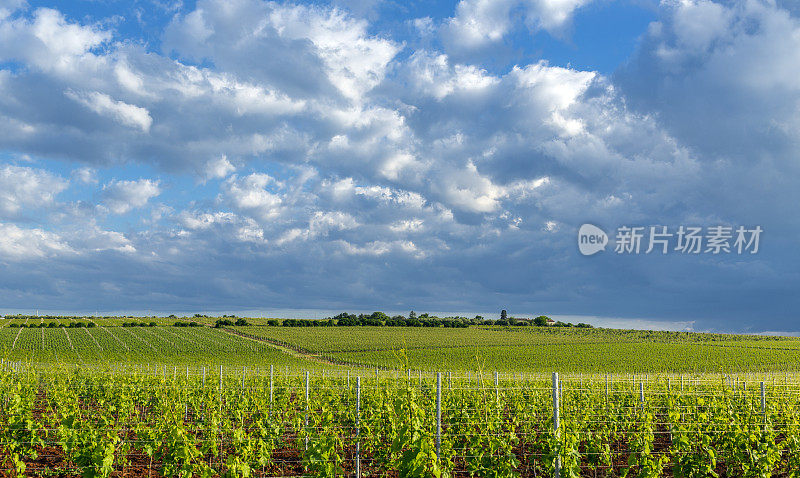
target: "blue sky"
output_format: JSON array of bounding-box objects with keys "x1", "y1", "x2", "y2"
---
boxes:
[{"x1": 0, "y1": 0, "x2": 798, "y2": 332}]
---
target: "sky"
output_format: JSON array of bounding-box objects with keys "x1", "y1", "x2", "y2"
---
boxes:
[{"x1": 0, "y1": 0, "x2": 798, "y2": 332}]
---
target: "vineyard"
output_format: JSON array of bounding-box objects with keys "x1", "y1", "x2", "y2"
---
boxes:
[
  {"x1": 0, "y1": 323, "x2": 311, "y2": 368},
  {"x1": 1, "y1": 363, "x2": 799, "y2": 477},
  {"x1": 4, "y1": 319, "x2": 800, "y2": 476},
  {"x1": 5, "y1": 318, "x2": 800, "y2": 372}
]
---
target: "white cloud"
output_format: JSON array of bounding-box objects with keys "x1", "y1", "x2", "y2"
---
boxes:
[
  {"x1": 114, "y1": 62, "x2": 146, "y2": 96},
  {"x1": 164, "y1": 0, "x2": 400, "y2": 101},
  {"x1": 390, "y1": 218, "x2": 424, "y2": 233},
  {"x1": 443, "y1": 0, "x2": 512, "y2": 49},
  {"x1": 0, "y1": 8, "x2": 110, "y2": 73},
  {"x1": 236, "y1": 219, "x2": 265, "y2": 243},
  {"x1": 0, "y1": 164, "x2": 67, "y2": 217},
  {"x1": 101, "y1": 179, "x2": 160, "y2": 214},
  {"x1": 668, "y1": 0, "x2": 732, "y2": 54},
  {"x1": 269, "y1": 4, "x2": 399, "y2": 100},
  {"x1": 181, "y1": 211, "x2": 239, "y2": 230},
  {"x1": 510, "y1": 61, "x2": 595, "y2": 112},
  {"x1": 309, "y1": 210, "x2": 358, "y2": 236},
  {"x1": 437, "y1": 161, "x2": 504, "y2": 213},
  {"x1": 336, "y1": 239, "x2": 409, "y2": 256},
  {"x1": 442, "y1": 0, "x2": 593, "y2": 51},
  {"x1": 224, "y1": 173, "x2": 283, "y2": 219},
  {"x1": 0, "y1": 222, "x2": 73, "y2": 258},
  {"x1": 71, "y1": 167, "x2": 97, "y2": 184},
  {"x1": 0, "y1": 0, "x2": 25, "y2": 20},
  {"x1": 206, "y1": 74, "x2": 306, "y2": 116},
  {"x1": 619, "y1": 0, "x2": 800, "y2": 163},
  {"x1": 66, "y1": 90, "x2": 153, "y2": 132},
  {"x1": 530, "y1": 0, "x2": 593, "y2": 32},
  {"x1": 274, "y1": 211, "x2": 358, "y2": 245},
  {"x1": 203, "y1": 155, "x2": 236, "y2": 181},
  {"x1": 404, "y1": 50, "x2": 498, "y2": 100},
  {"x1": 67, "y1": 224, "x2": 136, "y2": 253}
]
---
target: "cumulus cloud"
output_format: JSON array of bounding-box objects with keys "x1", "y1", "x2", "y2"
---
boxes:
[
  {"x1": 614, "y1": 0, "x2": 800, "y2": 240},
  {"x1": 0, "y1": 0, "x2": 25, "y2": 20},
  {"x1": 223, "y1": 173, "x2": 283, "y2": 220},
  {"x1": 0, "y1": 223, "x2": 73, "y2": 258},
  {"x1": 0, "y1": 0, "x2": 797, "y2": 330},
  {"x1": 203, "y1": 155, "x2": 236, "y2": 181},
  {"x1": 163, "y1": 0, "x2": 400, "y2": 101},
  {"x1": 71, "y1": 167, "x2": 97, "y2": 184},
  {"x1": 0, "y1": 165, "x2": 67, "y2": 218},
  {"x1": 181, "y1": 211, "x2": 239, "y2": 231},
  {"x1": 618, "y1": 0, "x2": 800, "y2": 163},
  {"x1": 101, "y1": 179, "x2": 161, "y2": 214},
  {"x1": 0, "y1": 7, "x2": 110, "y2": 73},
  {"x1": 441, "y1": 0, "x2": 593, "y2": 53},
  {"x1": 66, "y1": 90, "x2": 153, "y2": 132},
  {"x1": 65, "y1": 223, "x2": 136, "y2": 253}
]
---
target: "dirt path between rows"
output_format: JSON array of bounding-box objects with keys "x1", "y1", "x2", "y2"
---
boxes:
[{"x1": 218, "y1": 327, "x2": 389, "y2": 369}]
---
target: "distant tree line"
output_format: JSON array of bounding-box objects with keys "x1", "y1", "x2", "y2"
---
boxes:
[
  {"x1": 8, "y1": 322, "x2": 97, "y2": 328},
  {"x1": 5, "y1": 315, "x2": 107, "y2": 321},
  {"x1": 2, "y1": 311, "x2": 594, "y2": 329},
  {"x1": 213, "y1": 318, "x2": 251, "y2": 327},
  {"x1": 270, "y1": 311, "x2": 593, "y2": 328},
  {"x1": 322, "y1": 312, "x2": 471, "y2": 328},
  {"x1": 280, "y1": 314, "x2": 469, "y2": 328}
]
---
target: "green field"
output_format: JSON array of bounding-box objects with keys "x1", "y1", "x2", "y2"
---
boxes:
[
  {"x1": 4, "y1": 318, "x2": 800, "y2": 373},
  {"x1": 0, "y1": 321, "x2": 312, "y2": 368},
  {"x1": 235, "y1": 325, "x2": 800, "y2": 372}
]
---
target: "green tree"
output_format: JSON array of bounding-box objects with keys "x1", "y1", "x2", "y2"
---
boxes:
[{"x1": 533, "y1": 316, "x2": 551, "y2": 326}]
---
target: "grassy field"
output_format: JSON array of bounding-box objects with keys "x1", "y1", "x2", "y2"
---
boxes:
[{"x1": 4, "y1": 318, "x2": 800, "y2": 372}]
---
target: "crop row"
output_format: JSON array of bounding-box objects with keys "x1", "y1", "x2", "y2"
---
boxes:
[
  {"x1": 1, "y1": 366, "x2": 800, "y2": 477},
  {"x1": 0, "y1": 327, "x2": 313, "y2": 367}
]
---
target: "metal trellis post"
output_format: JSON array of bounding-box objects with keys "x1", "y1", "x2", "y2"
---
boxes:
[
  {"x1": 269, "y1": 364, "x2": 274, "y2": 418},
  {"x1": 553, "y1": 372, "x2": 560, "y2": 478},
  {"x1": 356, "y1": 376, "x2": 361, "y2": 478},
  {"x1": 436, "y1": 372, "x2": 442, "y2": 462},
  {"x1": 305, "y1": 371, "x2": 310, "y2": 450}
]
